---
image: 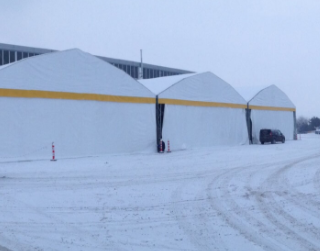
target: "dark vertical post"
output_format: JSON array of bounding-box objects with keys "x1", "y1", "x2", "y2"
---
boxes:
[
  {"x1": 245, "y1": 108, "x2": 252, "y2": 144},
  {"x1": 156, "y1": 96, "x2": 161, "y2": 151}
]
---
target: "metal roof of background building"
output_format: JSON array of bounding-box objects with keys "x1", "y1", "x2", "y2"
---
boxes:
[{"x1": 0, "y1": 43, "x2": 193, "y2": 79}]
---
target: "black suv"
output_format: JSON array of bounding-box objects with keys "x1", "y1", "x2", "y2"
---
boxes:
[{"x1": 260, "y1": 129, "x2": 285, "y2": 144}]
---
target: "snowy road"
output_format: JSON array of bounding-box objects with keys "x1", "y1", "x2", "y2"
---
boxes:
[{"x1": 1, "y1": 134, "x2": 320, "y2": 250}]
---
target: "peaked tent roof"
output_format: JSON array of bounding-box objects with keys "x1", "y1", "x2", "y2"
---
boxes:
[
  {"x1": 248, "y1": 85, "x2": 295, "y2": 109},
  {"x1": 139, "y1": 73, "x2": 198, "y2": 95},
  {"x1": 0, "y1": 49, "x2": 155, "y2": 99},
  {"x1": 233, "y1": 85, "x2": 270, "y2": 103},
  {"x1": 140, "y1": 72, "x2": 246, "y2": 106}
]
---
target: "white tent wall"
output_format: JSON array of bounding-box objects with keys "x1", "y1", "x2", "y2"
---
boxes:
[
  {"x1": 0, "y1": 98, "x2": 155, "y2": 159},
  {"x1": 162, "y1": 105, "x2": 248, "y2": 150},
  {"x1": 0, "y1": 49, "x2": 157, "y2": 160},
  {"x1": 250, "y1": 110, "x2": 294, "y2": 144}
]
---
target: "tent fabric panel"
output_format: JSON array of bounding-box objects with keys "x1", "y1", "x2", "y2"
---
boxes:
[
  {"x1": 249, "y1": 85, "x2": 295, "y2": 109},
  {"x1": 250, "y1": 109, "x2": 294, "y2": 144},
  {"x1": 158, "y1": 72, "x2": 246, "y2": 105},
  {"x1": 161, "y1": 105, "x2": 248, "y2": 151},
  {"x1": 0, "y1": 49, "x2": 155, "y2": 98},
  {"x1": 0, "y1": 98, "x2": 156, "y2": 159}
]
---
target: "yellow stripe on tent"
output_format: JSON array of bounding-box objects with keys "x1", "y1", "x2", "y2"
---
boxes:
[
  {"x1": 249, "y1": 105, "x2": 296, "y2": 112},
  {"x1": 158, "y1": 98, "x2": 247, "y2": 109},
  {"x1": 0, "y1": 88, "x2": 155, "y2": 104}
]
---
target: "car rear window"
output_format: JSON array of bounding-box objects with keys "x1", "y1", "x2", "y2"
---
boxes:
[{"x1": 260, "y1": 129, "x2": 271, "y2": 135}]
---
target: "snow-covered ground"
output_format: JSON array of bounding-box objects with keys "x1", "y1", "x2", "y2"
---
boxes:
[{"x1": 1, "y1": 134, "x2": 320, "y2": 251}]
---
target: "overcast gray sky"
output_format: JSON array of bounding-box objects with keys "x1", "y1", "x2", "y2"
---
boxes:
[{"x1": 1, "y1": 0, "x2": 319, "y2": 117}]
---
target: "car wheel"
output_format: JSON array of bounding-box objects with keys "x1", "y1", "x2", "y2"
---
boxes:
[
  {"x1": 271, "y1": 139, "x2": 275, "y2": 144},
  {"x1": 282, "y1": 138, "x2": 285, "y2": 143},
  {"x1": 261, "y1": 141, "x2": 264, "y2": 144}
]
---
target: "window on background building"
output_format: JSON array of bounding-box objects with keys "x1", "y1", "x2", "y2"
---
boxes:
[
  {"x1": 135, "y1": 66, "x2": 139, "y2": 78},
  {"x1": 154, "y1": 70, "x2": 159, "y2": 78},
  {"x1": 17, "y1": 52, "x2": 23, "y2": 61},
  {"x1": 10, "y1": 51, "x2": 16, "y2": 63},
  {"x1": 9, "y1": 51, "x2": 15, "y2": 63},
  {"x1": 126, "y1": 65, "x2": 130, "y2": 75},
  {"x1": 130, "y1": 66, "x2": 135, "y2": 78},
  {"x1": 147, "y1": 69, "x2": 150, "y2": 79},
  {"x1": 143, "y1": 68, "x2": 146, "y2": 79},
  {"x1": 150, "y1": 69, "x2": 154, "y2": 78},
  {"x1": 29, "y1": 53, "x2": 34, "y2": 57},
  {"x1": 3, "y1": 50, "x2": 9, "y2": 64},
  {"x1": 164, "y1": 71, "x2": 168, "y2": 76},
  {"x1": 0, "y1": 50, "x2": 2, "y2": 65},
  {"x1": 23, "y1": 52, "x2": 28, "y2": 58}
]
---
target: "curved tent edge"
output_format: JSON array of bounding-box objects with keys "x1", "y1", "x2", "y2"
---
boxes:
[
  {"x1": 248, "y1": 84, "x2": 296, "y2": 109},
  {"x1": 156, "y1": 73, "x2": 200, "y2": 96}
]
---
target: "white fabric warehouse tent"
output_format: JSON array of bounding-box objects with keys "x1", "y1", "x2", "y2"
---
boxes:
[
  {"x1": 238, "y1": 85, "x2": 296, "y2": 144},
  {"x1": 139, "y1": 72, "x2": 249, "y2": 151},
  {"x1": 0, "y1": 49, "x2": 156, "y2": 160}
]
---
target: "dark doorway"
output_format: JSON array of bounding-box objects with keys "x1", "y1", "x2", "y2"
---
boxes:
[
  {"x1": 246, "y1": 109, "x2": 253, "y2": 144},
  {"x1": 156, "y1": 97, "x2": 165, "y2": 149}
]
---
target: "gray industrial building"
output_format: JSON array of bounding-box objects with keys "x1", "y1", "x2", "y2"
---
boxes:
[{"x1": 0, "y1": 43, "x2": 192, "y2": 79}]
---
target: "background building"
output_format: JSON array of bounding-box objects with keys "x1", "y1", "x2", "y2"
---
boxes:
[{"x1": 0, "y1": 43, "x2": 193, "y2": 79}]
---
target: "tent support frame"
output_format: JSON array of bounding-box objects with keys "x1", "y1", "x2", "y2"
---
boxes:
[{"x1": 246, "y1": 107, "x2": 252, "y2": 144}]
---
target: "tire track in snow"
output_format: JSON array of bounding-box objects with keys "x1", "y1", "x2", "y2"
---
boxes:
[
  {"x1": 193, "y1": 182, "x2": 229, "y2": 251},
  {"x1": 276, "y1": 158, "x2": 320, "y2": 220},
  {"x1": 255, "y1": 154, "x2": 320, "y2": 251},
  {"x1": 169, "y1": 165, "x2": 241, "y2": 250},
  {"x1": 0, "y1": 187, "x2": 124, "y2": 251},
  {"x1": 206, "y1": 162, "x2": 293, "y2": 251},
  {"x1": 171, "y1": 180, "x2": 217, "y2": 251}
]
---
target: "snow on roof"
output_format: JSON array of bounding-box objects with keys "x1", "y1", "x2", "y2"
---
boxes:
[
  {"x1": 0, "y1": 48, "x2": 154, "y2": 98},
  {"x1": 140, "y1": 72, "x2": 246, "y2": 105},
  {"x1": 249, "y1": 84, "x2": 295, "y2": 108},
  {"x1": 234, "y1": 85, "x2": 295, "y2": 109}
]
